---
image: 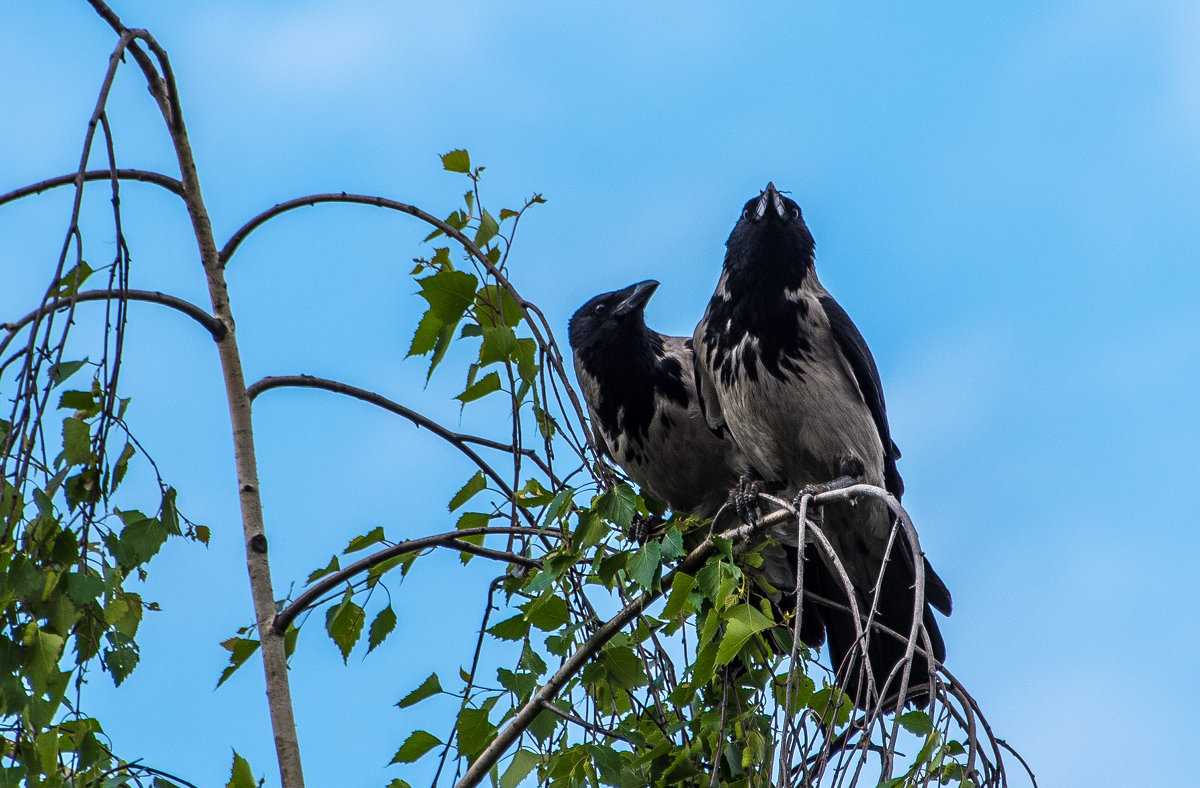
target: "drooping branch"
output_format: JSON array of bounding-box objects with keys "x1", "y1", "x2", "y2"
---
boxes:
[
  {"x1": 218, "y1": 192, "x2": 599, "y2": 463},
  {"x1": 0, "y1": 289, "x2": 223, "y2": 358},
  {"x1": 272, "y1": 526, "x2": 550, "y2": 634},
  {"x1": 0, "y1": 169, "x2": 184, "y2": 206},
  {"x1": 247, "y1": 374, "x2": 554, "y2": 480},
  {"x1": 246, "y1": 375, "x2": 542, "y2": 527}
]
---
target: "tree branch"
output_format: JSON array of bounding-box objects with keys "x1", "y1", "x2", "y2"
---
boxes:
[
  {"x1": 218, "y1": 192, "x2": 598, "y2": 463},
  {"x1": 0, "y1": 289, "x2": 223, "y2": 358},
  {"x1": 246, "y1": 375, "x2": 543, "y2": 527},
  {"x1": 272, "y1": 526, "x2": 548, "y2": 634},
  {"x1": 84, "y1": 3, "x2": 306, "y2": 784},
  {"x1": 247, "y1": 374, "x2": 552, "y2": 477},
  {"x1": 0, "y1": 169, "x2": 184, "y2": 206}
]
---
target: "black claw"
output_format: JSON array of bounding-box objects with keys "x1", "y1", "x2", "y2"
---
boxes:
[
  {"x1": 730, "y1": 475, "x2": 764, "y2": 529},
  {"x1": 629, "y1": 514, "x2": 666, "y2": 544}
]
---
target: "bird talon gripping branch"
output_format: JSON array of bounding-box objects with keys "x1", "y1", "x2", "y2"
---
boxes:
[{"x1": 730, "y1": 475, "x2": 764, "y2": 531}]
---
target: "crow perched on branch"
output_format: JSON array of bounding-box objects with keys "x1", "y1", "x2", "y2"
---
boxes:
[
  {"x1": 569, "y1": 280, "x2": 834, "y2": 647},
  {"x1": 569, "y1": 280, "x2": 741, "y2": 519},
  {"x1": 692, "y1": 182, "x2": 952, "y2": 709}
]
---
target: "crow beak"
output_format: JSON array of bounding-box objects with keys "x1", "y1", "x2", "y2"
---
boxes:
[
  {"x1": 614, "y1": 280, "x2": 659, "y2": 316},
  {"x1": 763, "y1": 181, "x2": 788, "y2": 220}
]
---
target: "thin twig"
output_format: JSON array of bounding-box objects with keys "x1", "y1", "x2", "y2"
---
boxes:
[{"x1": 537, "y1": 700, "x2": 633, "y2": 745}]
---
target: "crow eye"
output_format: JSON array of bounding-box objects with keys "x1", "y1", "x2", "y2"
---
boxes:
[
  {"x1": 594, "y1": 303, "x2": 609, "y2": 316},
  {"x1": 742, "y1": 206, "x2": 755, "y2": 220},
  {"x1": 790, "y1": 206, "x2": 800, "y2": 220}
]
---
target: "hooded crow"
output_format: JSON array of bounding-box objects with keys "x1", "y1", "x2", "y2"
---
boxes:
[
  {"x1": 692, "y1": 183, "x2": 952, "y2": 709},
  {"x1": 570, "y1": 280, "x2": 835, "y2": 652},
  {"x1": 569, "y1": 280, "x2": 742, "y2": 519}
]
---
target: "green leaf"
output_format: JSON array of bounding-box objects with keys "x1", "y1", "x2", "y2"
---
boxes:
[
  {"x1": 543, "y1": 488, "x2": 574, "y2": 525},
  {"x1": 227, "y1": 750, "x2": 257, "y2": 788},
  {"x1": 217, "y1": 637, "x2": 261, "y2": 688},
  {"x1": 49, "y1": 358, "x2": 88, "y2": 386},
  {"x1": 496, "y1": 668, "x2": 537, "y2": 699},
  {"x1": 659, "y1": 525, "x2": 685, "y2": 560},
  {"x1": 520, "y1": 639, "x2": 547, "y2": 676},
  {"x1": 898, "y1": 709, "x2": 934, "y2": 737},
  {"x1": 397, "y1": 672, "x2": 442, "y2": 708},
  {"x1": 418, "y1": 269, "x2": 478, "y2": 323},
  {"x1": 522, "y1": 593, "x2": 569, "y2": 632},
  {"x1": 499, "y1": 208, "x2": 520, "y2": 221},
  {"x1": 475, "y1": 209, "x2": 500, "y2": 248},
  {"x1": 408, "y1": 310, "x2": 443, "y2": 357},
  {"x1": 345, "y1": 526, "x2": 386, "y2": 553},
  {"x1": 449, "y1": 471, "x2": 487, "y2": 512},
  {"x1": 456, "y1": 371, "x2": 502, "y2": 403},
  {"x1": 486, "y1": 613, "x2": 528, "y2": 641},
  {"x1": 662, "y1": 572, "x2": 696, "y2": 620},
  {"x1": 55, "y1": 259, "x2": 94, "y2": 297},
  {"x1": 457, "y1": 706, "x2": 496, "y2": 758},
  {"x1": 367, "y1": 605, "x2": 397, "y2": 653},
  {"x1": 62, "y1": 417, "x2": 91, "y2": 465},
  {"x1": 306, "y1": 555, "x2": 340, "y2": 584},
  {"x1": 500, "y1": 749, "x2": 539, "y2": 788},
  {"x1": 514, "y1": 477, "x2": 554, "y2": 508},
  {"x1": 391, "y1": 729, "x2": 441, "y2": 764},
  {"x1": 714, "y1": 604, "x2": 774, "y2": 667},
  {"x1": 595, "y1": 483, "x2": 637, "y2": 528},
  {"x1": 441, "y1": 149, "x2": 471, "y2": 173},
  {"x1": 479, "y1": 326, "x2": 517, "y2": 365},
  {"x1": 627, "y1": 541, "x2": 661, "y2": 589},
  {"x1": 476, "y1": 285, "x2": 523, "y2": 328},
  {"x1": 810, "y1": 686, "x2": 853, "y2": 728},
  {"x1": 117, "y1": 511, "x2": 169, "y2": 568},
  {"x1": 64, "y1": 571, "x2": 105, "y2": 607},
  {"x1": 59, "y1": 388, "x2": 96, "y2": 414},
  {"x1": 325, "y1": 588, "x2": 365, "y2": 663}
]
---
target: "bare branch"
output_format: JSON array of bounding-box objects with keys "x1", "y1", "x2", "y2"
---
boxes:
[
  {"x1": 246, "y1": 375, "x2": 543, "y2": 526},
  {"x1": 538, "y1": 700, "x2": 634, "y2": 745},
  {"x1": 0, "y1": 169, "x2": 184, "y2": 206},
  {"x1": 0, "y1": 289, "x2": 223, "y2": 358},
  {"x1": 272, "y1": 526, "x2": 549, "y2": 634}
]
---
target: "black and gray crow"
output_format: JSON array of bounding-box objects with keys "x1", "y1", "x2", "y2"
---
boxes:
[
  {"x1": 569, "y1": 280, "x2": 743, "y2": 519},
  {"x1": 692, "y1": 183, "x2": 952, "y2": 709},
  {"x1": 570, "y1": 280, "x2": 836, "y2": 652}
]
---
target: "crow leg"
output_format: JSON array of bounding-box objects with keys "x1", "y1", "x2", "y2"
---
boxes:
[{"x1": 729, "y1": 474, "x2": 765, "y2": 530}]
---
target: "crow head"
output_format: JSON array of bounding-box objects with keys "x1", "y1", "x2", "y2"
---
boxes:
[
  {"x1": 725, "y1": 182, "x2": 816, "y2": 280},
  {"x1": 568, "y1": 280, "x2": 659, "y2": 359}
]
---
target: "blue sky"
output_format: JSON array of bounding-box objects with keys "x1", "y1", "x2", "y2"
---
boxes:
[{"x1": 3, "y1": 1, "x2": 1199, "y2": 786}]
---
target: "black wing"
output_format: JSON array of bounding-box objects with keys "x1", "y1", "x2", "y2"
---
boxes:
[
  {"x1": 820, "y1": 294, "x2": 952, "y2": 615},
  {"x1": 818, "y1": 293, "x2": 903, "y2": 499}
]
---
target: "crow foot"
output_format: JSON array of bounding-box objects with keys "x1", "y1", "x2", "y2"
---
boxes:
[
  {"x1": 628, "y1": 514, "x2": 665, "y2": 545},
  {"x1": 729, "y1": 475, "x2": 765, "y2": 532}
]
